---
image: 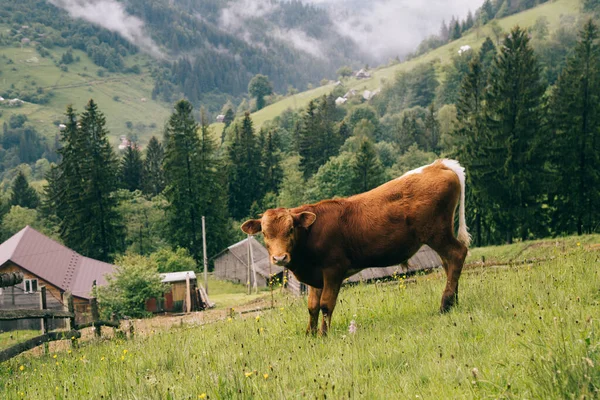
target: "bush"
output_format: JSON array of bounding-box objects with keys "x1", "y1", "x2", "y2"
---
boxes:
[
  {"x1": 149, "y1": 247, "x2": 196, "y2": 273},
  {"x1": 95, "y1": 254, "x2": 166, "y2": 319}
]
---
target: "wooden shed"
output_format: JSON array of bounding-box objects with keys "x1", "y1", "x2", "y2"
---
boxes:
[
  {"x1": 213, "y1": 237, "x2": 307, "y2": 295},
  {"x1": 0, "y1": 226, "x2": 115, "y2": 332}
]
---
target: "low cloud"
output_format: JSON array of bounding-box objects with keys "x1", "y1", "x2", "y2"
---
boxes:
[
  {"x1": 305, "y1": 0, "x2": 483, "y2": 61},
  {"x1": 48, "y1": 0, "x2": 163, "y2": 57}
]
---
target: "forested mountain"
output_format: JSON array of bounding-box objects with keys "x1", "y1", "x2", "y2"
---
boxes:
[{"x1": 0, "y1": 0, "x2": 360, "y2": 104}]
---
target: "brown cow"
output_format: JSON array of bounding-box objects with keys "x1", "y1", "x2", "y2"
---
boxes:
[{"x1": 241, "y1": 159, "x2": 471, "y2": 335}]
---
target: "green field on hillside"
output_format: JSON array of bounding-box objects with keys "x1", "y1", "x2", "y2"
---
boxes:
[
  {"x1": 1, "y1": 234, "x2": 598, "y2": 399},
  {"x1": 0, "y1": 46, "x2": 170, "y2": 146},
  {"x1": 247, "y1": 0, "x2": 582, "y2": 129}
]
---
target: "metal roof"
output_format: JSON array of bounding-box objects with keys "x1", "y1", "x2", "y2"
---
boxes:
[
  {"x1": 160, "y1": 271, "x2": 196, "y2": 283},
  {"x1": 0, "y1": 226, "x2": 115, "y2": 299},
  {"x1": 219, "y1": 237, "x2": 284, "y2": 278}
]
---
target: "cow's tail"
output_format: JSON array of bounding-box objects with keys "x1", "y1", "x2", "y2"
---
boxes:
[{"x1": 441, "y1": 159, "x2": 471, "y2": 248}]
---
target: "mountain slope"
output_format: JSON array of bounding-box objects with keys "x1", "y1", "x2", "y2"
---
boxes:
[{"x1": 244, "y1": 0, "x2": 582, "y2": 129}]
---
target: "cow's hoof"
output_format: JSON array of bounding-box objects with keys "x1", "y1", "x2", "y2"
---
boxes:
[{"x1": 440, "y1": 296, "x2": 457, "y2": 313}]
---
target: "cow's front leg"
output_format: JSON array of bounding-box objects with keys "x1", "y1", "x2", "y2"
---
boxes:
[
  {"x1": 319, "y1": 273, "x2": 343, "y2": 336},
  {"x1": 306, "y1": 286, "x2": 322, "y2": 335}
]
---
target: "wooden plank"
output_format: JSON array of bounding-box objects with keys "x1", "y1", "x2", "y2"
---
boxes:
[
  {"x1": 90, "y1": 297, "x2": 101, "y2": 338},
  {"x1": 0, "y1": 330, "x2": 81, "y2": 363},
  {"x1": 0, "y1": 309, "x2": 74, "y2": 320},
  {"x1": 75, "y1": 320, "x2": 120, "y2": 330}
]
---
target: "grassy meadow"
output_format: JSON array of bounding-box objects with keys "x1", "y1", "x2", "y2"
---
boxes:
[
  {"x1": 0, "y1": 45, "x2": 170, "y2": 146},
  {"x1": 1, "y1": 236, "x2": 598, "y2": 399}
]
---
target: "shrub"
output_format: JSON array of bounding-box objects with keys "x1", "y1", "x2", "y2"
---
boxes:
[
  {"x1": 149, "y1": 247, "x2": 196, "y2": 273},
  {"x1": 95, "y1": 254, "x2": 166, "y2": 319}
]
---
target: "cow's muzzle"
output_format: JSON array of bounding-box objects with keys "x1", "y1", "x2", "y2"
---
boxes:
[{"x1": 272, "y1": 254, "x2": 289, "y2": 266}]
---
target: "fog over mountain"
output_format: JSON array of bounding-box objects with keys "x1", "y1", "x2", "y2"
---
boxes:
[{"x1": 303, "y1": 0, "x2": 483, "y2": 61}]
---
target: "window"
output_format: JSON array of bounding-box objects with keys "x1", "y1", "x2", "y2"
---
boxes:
[{"x1": 24, "y1": 279, "x2": 38, "y2": 293}]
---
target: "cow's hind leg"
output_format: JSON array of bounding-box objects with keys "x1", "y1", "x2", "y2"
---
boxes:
[
  {"x1": 307, "y1": 286, "x2": 322, "y2": 335},
  {"x1": 428, "y1": 233, "x2": 468, "y2": 313}
]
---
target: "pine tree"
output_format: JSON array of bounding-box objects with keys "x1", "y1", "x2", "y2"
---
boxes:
[
  {"x1": 453, "y1": 57, "x2": 488, "y2": 246},
  {"x1": 482, "y1": 26, "x2": 547, "y2": 243},
  {"x1": 142, "y1": 136, "x2": 165, "y2": 197},
  {"x1": 78, "y1": 99, "x2": 125, "y2": 261},
  {"x1": 451, "y1": 20, "x2": 462, "y2": 41},
  {"x1": 549, "y1": 19, "x2": 600, "y2": 235},
  {"x1": 260, "y1": 128, "x2": 283, "y2": 195},
  {"x1": 352, "y1": 137, "x2": 385, "y2": 194},
  {"x1": 198, "y1": 109, "x2": 231, "y2": 257},
  {"x1": 299, "y1": 100, "x2": 321, "y2": 178},
  {"x1": 163, "y1": 100, "x2": 205, "y2": 266},
  {"x1": 227, "y1": 112, "x2": 263, "y2": 219},
  {"x1": 120, "y1": 143, "x2": 143, "y2": 192},
  {"x1": 424, "y1": 103, "x2": 440, "y2": 153},
  {"x1": 223, "y1": 108, "x2": 235, "y2": 128},
  {"x1": 10, "y1": 171, "x2": 39, "y2": 209}
]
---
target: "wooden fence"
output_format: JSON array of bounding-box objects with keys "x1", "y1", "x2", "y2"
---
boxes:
[{"x1": 0, "y1": 273, "x2": 121, "y2": 362}]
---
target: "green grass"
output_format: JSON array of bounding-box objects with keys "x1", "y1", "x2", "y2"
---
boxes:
[
  {"x1": 206, "y1": 276, "x2": 271, "y2": 310},
  {"x1": 0, "y1": 331, "x2": 38, "y2": 351},
  {"x1": 0, "y1": 46, "x2": 170, "y2": 146},
  {"x1": 1, "y1": 235, "x2": 598, "y2": 399},
  {"x1": 239, "y1": 0, "x2": 582, "y2": 130}
]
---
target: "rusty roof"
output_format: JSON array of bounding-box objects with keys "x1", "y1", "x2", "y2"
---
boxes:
[{"x1": 0, "y1": 226, "x2": 115, "y2": 299}]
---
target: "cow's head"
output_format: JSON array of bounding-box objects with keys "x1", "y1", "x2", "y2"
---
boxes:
[{"x1": 241, "y1": 208, "x2": 316, "y2": 267}]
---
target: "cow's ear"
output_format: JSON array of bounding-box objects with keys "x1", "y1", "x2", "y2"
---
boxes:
[
  {"x1": 293, "y1": 212, "x2": 316, "y2": 229},
  {"x1": 241, "y1": 219, "x2": 262, "y2": 235}
]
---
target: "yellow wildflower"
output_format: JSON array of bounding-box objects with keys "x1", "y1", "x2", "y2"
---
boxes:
[
  {"x1": 121, "y1": 355, "x2": 125, "y2": 361},
  {"x1": 55, "y1": 362, "x2": 59, "y2": 366},
  {"x1": 227, "y1": 317, "x2": 232, "y2": 322},
  {"x1": 577, "y1": 242, "x2": 581, "y2": 246},
  {"x1": 263, "y1": 373, "x2": 269, "y2": 379},
  {"x1": 19, "y1": 365, "x2": 24, "y2": 371},
  {"x1": 68, "y1": 350, "x2": 72, "y2": 354},
  {"x1": 101, "y1": 356, "x2": 105, "y2": 361},
  {"x1": 244, "y1": 372, "x2": 253, "y2": 378},
  {"x1": 123, "y1": 349, "x2": 128, "y2": 354},
  {"x1": 198, "y1": 394, "x2": 207, "y2": 399},
  {"x1": 53, "y1": 354, "x2": 57, "y2": 359},
  {"x1": 255, "y1": 315, "x2": 260, "y2": 322}
]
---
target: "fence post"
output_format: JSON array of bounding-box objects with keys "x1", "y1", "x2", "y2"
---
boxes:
[
  {"x1": 65, "y1": 292, "x2": 77, "y2": 348},
  {"x1": 90, "y1": 297, "x2": 101, "y2": 338},
  {"x1": 39, "y1": 286, "x2": 49, "y2": 354}
]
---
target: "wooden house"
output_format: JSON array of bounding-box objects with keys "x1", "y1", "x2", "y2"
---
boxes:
[
  {"x1": 213, "y1": 237, "x2": 307, "y2": 295},
  {"x1": 214, "y1": 238, "x2": 442, "y2": 293},
  {"x1": 146, "y1": 271, "x2": 206, "y2": 313},
  {"x1": 0, "y1": 226, "x2": 115, "y2": 331}
]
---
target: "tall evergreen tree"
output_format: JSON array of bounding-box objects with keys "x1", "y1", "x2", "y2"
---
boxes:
[
  {"x1": 120, "y1": 143, "x2": 143, "y2": 192},
  {"x1": 198, "y1": 109, "x2": 231, "y2": 257},
  {"x1": 142, "y1": 136, "x2": 165, "y2": 197},
  {"x1": 78, "y1": 99, "x2": 125, "y2": 261},
  {"x1": 10, "y1": 171, "x2": 39, "y2": 209},
  {"x1": 227, "y1": 112, "x2": 263, "y2": 219},
  {"x1": 549, "y1": 19, "x2": 600, "y2": 235},
  {"x1": 481, "y1": 26, "x2": 547, "y2": 243},
  {"x1": 424, "y1": 103, "x2": 440, "y2": 152},
  {"x1": 453, "y1": 57, "x2": 488, "y2": 246},
  {"x1": 260, "y1": 128, "x2": 283, "y2": 196},
  {"x1": 163, "y1": 100, "x2": 205, "y2": 267},
  {"x1": 299, "y1": 100, "x2": 321, "y2": 178},
  {"x1": 352, "y1": 137, "x2": 385, "y2": 194}
]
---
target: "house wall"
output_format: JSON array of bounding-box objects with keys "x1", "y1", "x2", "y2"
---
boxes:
[{"x1": 0, "y1": 263, "x2": 67, "y2": 331}]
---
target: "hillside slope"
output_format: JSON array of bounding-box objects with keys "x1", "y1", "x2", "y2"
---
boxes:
[
  {"x1": 246, "y1": 0, "x2": 582, "y2": 129},
  {"x1": 0, "y1": 45, "x2": 169, "y2": 146},
  {"x1": 1, "y1": 234, "x2": 598, "y2": 398}
]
